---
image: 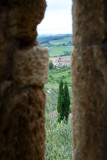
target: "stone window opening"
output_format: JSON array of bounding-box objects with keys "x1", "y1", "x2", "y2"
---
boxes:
[
  {"x1": 0, "y1": 0, "x2": 107, "y2": 160},
  {"x1": 37, "y1": 0, "x2": 73, "y2": 159}
]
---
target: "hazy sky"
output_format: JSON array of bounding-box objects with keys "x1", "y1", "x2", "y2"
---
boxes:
[{"x1": 37, "y1": 0, "x2": 72, "y2": 35}]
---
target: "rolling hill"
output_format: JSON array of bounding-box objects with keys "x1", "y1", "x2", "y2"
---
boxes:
[{"x1": 37, "y1": 34, "x2": 74, "y2": 57}]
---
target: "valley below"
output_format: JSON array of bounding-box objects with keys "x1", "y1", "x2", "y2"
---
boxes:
[{"x1": 38, "y1": 34, "x2": 73, "y2": 160}]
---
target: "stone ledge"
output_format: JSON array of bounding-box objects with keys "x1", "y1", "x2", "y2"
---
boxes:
[{"x1": 13, "y1": 46, "x2": 49, "y2": 88}]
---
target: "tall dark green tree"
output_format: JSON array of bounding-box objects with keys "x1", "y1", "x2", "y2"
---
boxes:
[
  {"x1": 57, "y1": 79, "x2": 64, "y2": 122},
  {"x1": 63, "y1": 81, "x2": 70, "y2": 122},
  {"x1": 57, "y1": 80, "x2": 70, "y2": 123}
]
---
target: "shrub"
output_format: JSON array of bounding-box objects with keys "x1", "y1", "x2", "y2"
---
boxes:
[
  {"x1": 45, "y1": 113, "x2": 72, "y2": 160},
  {"x1": 49, "y1": 60, "x2": 54, "y2": 69}
]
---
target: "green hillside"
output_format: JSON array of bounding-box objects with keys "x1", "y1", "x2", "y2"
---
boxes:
[
  {"x1": 37, "y1": 34, "x2": 72, "y2": 91},
  {"x1": 45, "y1": 66, "x2": 72, "y2": 88},
  {"x1": 37, "y1": 34, "x2": 74, "y2": 57},
  {"x1": 38, "y1": 34, "x2": 73, "y2": 159},
  {"x1": 45, "y1": 66, "x2": 72, "y2": 159}
]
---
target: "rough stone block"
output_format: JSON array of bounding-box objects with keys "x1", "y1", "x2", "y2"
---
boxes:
[
  {"x1": 0, "y1": 86, "x2": 46, "y2": 160},
  {"x1": 72, "y1": 0, "x2": 105, "y2": 47},
  {"x1": 72, "y1": 45, "x2": 107, "y2": 160},
  {"x1": 13, "y1": 46, "x2": 49, "y2": 88}
]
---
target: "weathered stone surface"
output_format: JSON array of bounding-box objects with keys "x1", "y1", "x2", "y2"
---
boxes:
[
  {"x1": 72, "y1": 1, "x2": 107, "y2": 159},
  {"x1": 72, "y1": 0, "x2": 105, "y2": 47},
  {"x1": 13, "y1": 46, "x2": 49, "y2": 88},
  {"x1": 0, "y1": 51, "x2": 7, "y2": 79},
  {"x1": 0, "y1": 0, "x2": 47, "y2": 160},
  {"x1": 1, "y1": 0, "x2": 107, "y2": 159},
  {"x1": 0, "y1": 86, "x2": 46, "y2": 160},
  {"x1": 72, "y1": 46, "x2": 107, "y2": 160},
  {"x1": 0, "y1": 0, "x2": 46, "y2": 43},
  {"x1": 0, "y1": 81, "x2": 12, "y2": 97},
  {"x1": 0, "y1": 15, "x2": 7, "y2": 79}
]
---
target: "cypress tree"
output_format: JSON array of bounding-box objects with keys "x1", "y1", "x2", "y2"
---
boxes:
[
  {"x1": 57, "y1": 79, "x2": 64, "y2": 122},
  {"x1": 57, "y1": 80, "x2": 70, "y2": 123},
  {"x1": 63, "y1": 81, "x2": 70, "y2": 122}
]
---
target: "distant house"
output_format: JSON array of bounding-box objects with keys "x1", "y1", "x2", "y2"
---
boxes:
[{"x1": 50, "y1": 57, "x2": 71, "y2": 68}]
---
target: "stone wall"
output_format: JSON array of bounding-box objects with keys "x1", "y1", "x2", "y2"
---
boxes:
[
  {"x1": 72, "y1": 0, "x2": 107, "y2": 160},
  {"x1": 0, "y1": 1, "x2": 48, "y2": 160},
  {"x1": 0, "y1": 0, "x2": 107, "y2": 160}
]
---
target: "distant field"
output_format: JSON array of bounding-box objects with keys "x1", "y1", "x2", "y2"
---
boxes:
[
  {"x1": 37, "y1": 34, "x2": 74, "y2": 57},
  {"x1": 46, "y1": 66, "x2": 72, "y2": 88},
  {"x1": 45, "y1": 83, "x2": 59, "y2": 89},
  {"x1": 38, "y1": 35, "x2": 72, "y2": 88},
  {"x1": 49, "y1": 46, "x2": 73, "y2": 57}
]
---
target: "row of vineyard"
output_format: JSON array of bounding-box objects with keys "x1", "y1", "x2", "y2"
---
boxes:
[{"x1": 45, "y1": 87, "x2": 73, "y2": 160}]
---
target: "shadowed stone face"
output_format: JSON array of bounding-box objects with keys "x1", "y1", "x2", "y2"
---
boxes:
[
  {"x1": 0, "y1": 0, "x2": 107, "y2": 160},
  {"x1": 72, "y1": 1, "x2": 107, "y2": 160},
  {"x1": 0, "y1": 1, "x2": 48, "y2": 160},
  {"x1": 0, "y1": 0, "x2": 47, "y2": 79},
  {"x1": 0, "y1": 0, "x2": 47, "y2": 43}
]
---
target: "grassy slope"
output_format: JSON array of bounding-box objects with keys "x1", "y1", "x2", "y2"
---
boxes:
[
  {"x1": 49, "y1": 46, "x2": 73, "y2": 57},
  {"x1": 45, "y1": 66, "x2": 72, "y2": 90},
  {"x1": 38, "y1": 35, "x2": 73, "y2": 160}
]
